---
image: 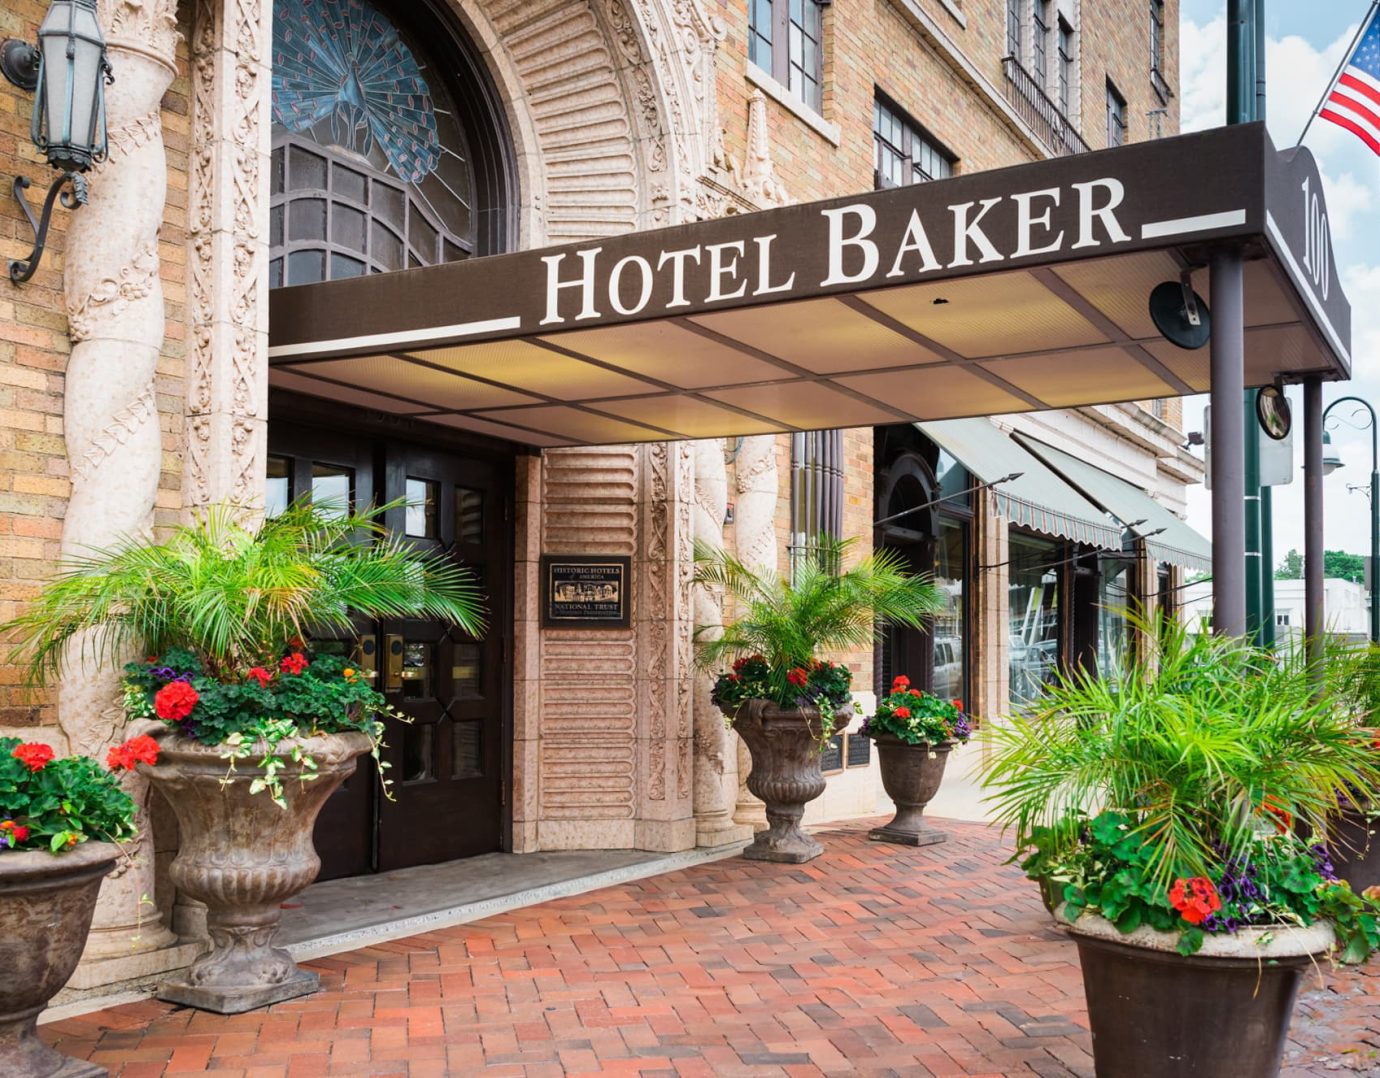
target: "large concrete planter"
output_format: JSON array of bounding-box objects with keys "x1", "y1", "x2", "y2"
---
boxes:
[
  {"x1": 140, "y1": 731, "x2": 371, "y2": 1014},
  {"x1": 724, "y1": 699, "x2": 851, "y2": 864},
  {"x1": 0, "y1": 842, "x2": 118, "y2": 1078},
  {"x1": 868, "y1": 734, "x2": 954, "y2": 847},
  {"x1": 1068, "y1": 912, "x2": 1332, "y2": 1077},
  {"x1": 1328, "y1": 804, "x2": 1380, "y2": 895}
]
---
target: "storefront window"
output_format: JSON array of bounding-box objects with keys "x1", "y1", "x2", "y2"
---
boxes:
[
  {"x1": 1097, "y1": 558, "x2": 1132, "y2": 675},
  {"x1": 933, "y1": 516, "x2": 966, "y2": 703},
  {"x1": 1009, "y1": 532, "x2": 1061, "y2": 708}
]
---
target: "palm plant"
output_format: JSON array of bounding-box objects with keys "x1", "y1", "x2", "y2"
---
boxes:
[
  {"x1": 4, "y1": 500, "x2": 485, "y2": 684},
  {"x1": 981, "y1": 614, "x2": 1380, "y2": 889},
  {"x1": 692, "y1": 535, "x2": 942, "y2": 693}
]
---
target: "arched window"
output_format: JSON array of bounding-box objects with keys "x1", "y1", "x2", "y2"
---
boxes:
[{"x1": 269, "y1": 0, "x2": 512, "y2": 288}]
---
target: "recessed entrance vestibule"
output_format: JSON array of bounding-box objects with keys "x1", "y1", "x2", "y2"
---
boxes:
[{"x1": 267, "y1": 397, "x2": 515, "y2": 880}]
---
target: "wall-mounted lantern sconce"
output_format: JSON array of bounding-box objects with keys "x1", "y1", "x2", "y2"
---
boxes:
[{"x1": 1, "y1": 0, "x2": 112, "y2": 285}]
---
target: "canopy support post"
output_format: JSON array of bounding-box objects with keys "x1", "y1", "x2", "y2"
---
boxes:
[
  {"x1": 1303, "y1": 377, "x2": 1324, "y2": 667},
  {"x1": 1210, "y1": 247, "x2": 1247, "y2": 638}
]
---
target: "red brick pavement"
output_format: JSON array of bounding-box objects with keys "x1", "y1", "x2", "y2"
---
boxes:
[{"x1": 41, "y1": 818, "x2": 1380, "y2": 1076}]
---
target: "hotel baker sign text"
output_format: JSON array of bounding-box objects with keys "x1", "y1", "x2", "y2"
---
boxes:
[{"x1": 272, "y1": 125, "x2": 1343, "y2": 371}]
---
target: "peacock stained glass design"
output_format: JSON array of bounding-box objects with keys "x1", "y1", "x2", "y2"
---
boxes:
[
  {"x1": 269, "y1": 0, "x2": 477, "y2": 287},
  {"x1": 273, "y1": 0, "x2": 440, "y2": 184}
]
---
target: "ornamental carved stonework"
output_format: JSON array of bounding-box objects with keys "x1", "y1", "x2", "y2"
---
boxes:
[
  {"x1": 185, "y1": 0, "x2": 270, "y2": 510},
  {"x1": 60, "y1": 0, "x2": 181, "y2": 962}
]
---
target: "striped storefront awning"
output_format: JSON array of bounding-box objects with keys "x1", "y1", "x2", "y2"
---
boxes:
[
  {"x1": 1015, "y1": 435, "x2": 1213, "y2": 572},
  {"x1": 916, "y1": 419, "x2": 1123, "y2": 551}
]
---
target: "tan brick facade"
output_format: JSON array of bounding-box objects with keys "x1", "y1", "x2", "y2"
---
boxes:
[{"x1": 0, "y1": 3, "x2": 192, "y2": 728}]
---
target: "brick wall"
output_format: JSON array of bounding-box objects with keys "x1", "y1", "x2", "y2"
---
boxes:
[{"x1": 0, "y1": 5, "x2": 191, "y2": 728}]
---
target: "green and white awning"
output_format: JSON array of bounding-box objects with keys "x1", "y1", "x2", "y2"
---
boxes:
[
  {"x1": 1015, "y1": 435, "x2": 1213, "y2": 571},
  {"x1": 917, "y1": 419, "x2": 1123, "y2": 551}
]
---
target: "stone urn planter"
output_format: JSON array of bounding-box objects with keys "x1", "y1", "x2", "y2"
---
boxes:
[
  {"x1": 140, "y1": 730, "x2": 371, "y2": 1014},
  {"x1": 0, "y1": 842, "x2": 118, "y2": 1078},
  {"x1": 726, "y1": 699, "x2": 852, "y2": 864},
  {"x1": 1328, "y1": 804, "x2": 1380, "y2": 895},
  {"x1": 1068, "y1": 912, "x2": 1333, "y2": 1077},
  {"x1": 868, "y1": 734, "x2": 954, "y2": 847}
]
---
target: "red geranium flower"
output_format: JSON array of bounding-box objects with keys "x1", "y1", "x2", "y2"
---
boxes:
[
  {"x1": 280, "y1": 653, "x2": 308, "y2": 675},
  {"x1": 153, "y1": 681, "x2": 199, "y2": 722},
  {"x1": 11, "y1": 742, "x2": 54, "y2": 772},
  {"x1": 952, "y1": 699, "x2": 963, "y2": 711},
  {"x1": 246, "y1": 666, "x2": 273, "y2": 688},
  {"x1": 0, "y1": 819, "x2": 29, "y2": 847},
  {"x1": 786, "y1": 667, "x2": 809, "y2": 687},
  {"x1": 893, "y1": 706, "x2": 912, "y2": 719},
  {"x1": 1169, "y1": 877, "x2": 1222, "y2": 925},
  {"x1": 892, "y1": 675, "x2": 911, "y2": 690},
  {"x1": 107, "y1": 734, "x2": 160, "y2": 772},
  {"x1": 1261, "y1": 796, "x2": 1293, "y2": 835}
]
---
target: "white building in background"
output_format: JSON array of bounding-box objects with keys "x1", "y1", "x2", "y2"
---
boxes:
[{"x1": 1181, "y1": 579, "x2": 1371, "y2": 645}]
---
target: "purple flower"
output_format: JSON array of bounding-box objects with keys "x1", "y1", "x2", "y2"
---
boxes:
[{"x1": 1310, "y1": 844, "x2": 1337, "y2": 881}]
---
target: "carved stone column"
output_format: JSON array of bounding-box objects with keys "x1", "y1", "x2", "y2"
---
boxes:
[
  {"x1": 730, "y1": 434, "x2": 780, "y2": 832},
  {"x1": 185, "y1": 0, "x2": 271, "y2": 509},
  {"x1": 690, "y1": 440, "x2": 750, "y2": 847},
  {"x1": 57, "y1": 0, "x2": 198, "y2": 983}
]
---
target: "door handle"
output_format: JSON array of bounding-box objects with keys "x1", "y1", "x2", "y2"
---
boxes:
[{"x1": 384, "y1": 634, "x2": 404, "y2": 692}]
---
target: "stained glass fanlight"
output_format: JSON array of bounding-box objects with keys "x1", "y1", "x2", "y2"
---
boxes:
[
  {"x1": 273, "y1": 0, "x2": 440, "y2": 183},
  {"x1": 269, "y1": 0, "x2": 478, "y2": 286}
]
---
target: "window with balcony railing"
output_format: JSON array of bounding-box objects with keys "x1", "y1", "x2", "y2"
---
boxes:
[
  {"x1": 1002, "y1": 55, "x2": 1089, "y2": 157},
  {"x1": 1032, "y1": 0, "x2": 1050, "y2": 92},
  {"x1": 1006, "y1": 0, "x2": 1023, "y2": 62}
]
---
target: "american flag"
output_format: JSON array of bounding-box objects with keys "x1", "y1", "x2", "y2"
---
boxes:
[{"x1": 1320, "y1": 6, "x2": 1380, "y2": 154}]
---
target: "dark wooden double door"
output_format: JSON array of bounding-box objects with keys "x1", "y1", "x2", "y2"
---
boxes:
[{"x1": 268, "y1": 421, "x2": 512, "y2": 879}]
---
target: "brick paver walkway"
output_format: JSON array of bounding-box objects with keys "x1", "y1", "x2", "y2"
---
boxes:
[{"x1": 42, "y1": 818, "x2": 1380, "y2": 1076}]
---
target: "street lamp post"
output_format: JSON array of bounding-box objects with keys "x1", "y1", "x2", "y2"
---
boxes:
[{"x1": 1322, "y1": 396, "x2": 1380, "y2": 644}]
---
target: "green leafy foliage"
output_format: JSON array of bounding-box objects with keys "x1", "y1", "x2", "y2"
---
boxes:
[
  {"x1": 0, "y1": 737, "x2": 138, "y2": 854},
  {"x1": 864, "y1": 675, "x2": 971, "y2": 745},
  {"x1": 709, "y1": 654, "x2": 853, "y2": 737},
  {"x1": 1275, "y1": 548, "x2": 1366, "y2": 584},
  {"x1": 3, "y1": 500, "x2": 485, "y2": 684},
  {"x1": 694, "y1": 536, "x2": 940, "y2": 737},
  {"x1": 983, "y1": 615, "x2": 1380, "y2": 961},
  {"x1": 123, "y1": 648, "x2": 403, "y2": 808},
  {"x1": 982, "y1": 616, "x2": 1380, "y2": 888}
]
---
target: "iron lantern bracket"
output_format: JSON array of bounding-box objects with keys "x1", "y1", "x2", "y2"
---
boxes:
[{"x1": 8, "y1": 171, "x2": 87, "y2": 284}]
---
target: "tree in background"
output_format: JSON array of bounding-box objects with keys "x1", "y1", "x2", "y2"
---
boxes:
[{"x1": 1275, "y1": 548, "x2": 1367, "y2": 584}]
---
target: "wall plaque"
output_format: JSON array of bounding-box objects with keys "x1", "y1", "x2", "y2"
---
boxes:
[{"x1": 541, "y1": 555, "x2": 630, "y2": 628}]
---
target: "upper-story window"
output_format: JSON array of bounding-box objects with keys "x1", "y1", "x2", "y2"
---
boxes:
[
  {"x1": 269, "y1": 0, "x2": 512, "y2": 288},
  {"x1": 1149, "y1": 0, "x2": 1171, "y2": 102},
  {"x1": 874, "y1": 94, "x2": 955, "y2": 188},
  {"x1": 1006, "y1": 0, "x2": 1023, "y2": 59},
  {"x1": 750, "y1": 0, "x2": 827, "y2": 114},
  {"x1": 1057, "y1": 18, "x2": 1075, "y2": 115},
  {"x1": 790, "y1": 429, "x2": 843, "y2": 579},
  {"x1": 1032, "y1": 0, "x2": 1050, "y2": 90},
  {"x1": 1106, "y1": 79, "x2": 1128, "y2": 146}
]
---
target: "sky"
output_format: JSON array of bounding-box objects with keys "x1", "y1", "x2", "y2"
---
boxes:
[{"x1": 1175, "y1": 0, "x2": 1380, "y2": 563}]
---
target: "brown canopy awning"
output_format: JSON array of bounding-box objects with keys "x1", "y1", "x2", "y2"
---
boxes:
[{"x1": 268, "y1": 123, "x2": 1349, "y2": 448}]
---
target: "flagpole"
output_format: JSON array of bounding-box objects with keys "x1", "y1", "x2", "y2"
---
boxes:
[{"x1": 1295, "y1": 0, "x2": 1380, "y2": 146}]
